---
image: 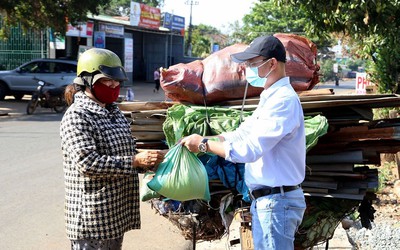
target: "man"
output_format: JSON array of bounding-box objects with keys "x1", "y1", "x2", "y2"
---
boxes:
[{"x1": 181, "y1": 35, "x2": 306, "y2": 249}]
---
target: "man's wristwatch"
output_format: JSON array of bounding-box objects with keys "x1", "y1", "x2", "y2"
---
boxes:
[{"x1": 198, "y1": 138, "x2": 209, "y2": 153}]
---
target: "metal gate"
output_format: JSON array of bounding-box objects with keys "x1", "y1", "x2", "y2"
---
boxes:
[{"x1": 0, "y1": 16, "x2": 47, "y2": 70}]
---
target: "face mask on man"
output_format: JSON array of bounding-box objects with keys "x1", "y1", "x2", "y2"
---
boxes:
[
  {"x1": 245, "y1": 59, "x2": 273, "y2": 88},
  {"x1": 92, "y1": 83, "x2": 120, "y2": 104}
]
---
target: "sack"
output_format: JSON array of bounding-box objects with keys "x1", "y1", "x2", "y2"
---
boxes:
[
  {"x1": 140, "y1": 171, "x2": 160, "y2": 202},
  {"x1": 147, "y1": 144, "x2": 211, "y2": 201},
  {"x1": 160, "y1": 33, "x2": 320, "y2": 105}
]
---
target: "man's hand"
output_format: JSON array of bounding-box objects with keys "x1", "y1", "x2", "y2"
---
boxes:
[{"x1": 180, "y1": 134, "x2": 203, "y2": 153}]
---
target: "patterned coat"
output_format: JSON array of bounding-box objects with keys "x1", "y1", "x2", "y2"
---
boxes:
[{"x1": 60, "y1": 92, "x2": 140, "y2": 240}]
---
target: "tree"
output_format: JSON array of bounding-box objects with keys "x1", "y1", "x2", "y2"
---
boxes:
[
  {"x1": 186, "y1": 24, "x2": 222, "y2": 58},
  {"x1": 230, "y1": 1, "x2": 334, "y2": 55},
  {"x1": 273, "y1": 0, "x2": 400, "y2": 93},
  {"x1": 240, "y1": 1, "x2": 308, "y2": 44},
  {"x1": 229, "y1": 0, "x2": 335, "y2": 80},
  {"x1": 100, "y1": 0, "x2": 164, "y2": 17},
  {"x1": 0, "y1": 0, "x2": 165, "y2": 39},
  {"x1": 0, "y1": 0, "x2": 110, "y2": 38}
]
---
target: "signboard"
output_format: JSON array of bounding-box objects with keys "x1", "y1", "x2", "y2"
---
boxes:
[
  {"x1": 94, "y1": 31, "x2": 106, "y2": 48},
  {"x1": 355, "y1": 73, "x2": 370, "y2": 94},
  {"x1": 163, "y1": 13, "x2": 185, "y2": 32},
  {"x1": 333, "y1": 63, "x2": 338, "y2": 73},
  {"x1": 124, "y1": 38, "x2": 133, "y2": 73},
  {"x1": 98, "y1": 23, "x2": 124, "y2": 38},
  {"x1": 130, "y1": 1, "x2": 161, "y2": 30},
  {"x1": 66, "y1": 23, "x2": 90, "y2": 37},
  {"x1": 212, "y1": 44, "x2": 220, "y2": 53},
  {"x1": 86, "y1": 21, "x2": 94, "y2": 37},
  {"x1": 49, "y1": 29, "x2": 65, "y2": 49}
]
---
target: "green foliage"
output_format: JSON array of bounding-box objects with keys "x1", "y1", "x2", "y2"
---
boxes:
[
  {"x1": 239, "y1": 1, "x2": 308, "y2": 44},
  {"x1": 377, "y1": 162, "x2": 396, "y2": 192},
  {"x1": 372, "y1": 107, "x2": 400, "y2": 120},
  {"x1": 100, "y1": 0, "x2": 164, "y2": 16},
  {"x1": 367, "y1": 36, "x2": 400, "y2": 93},
  {"x1": 346, "y1": 59, "x2": 365, "y2": 71},
  {"x1": 319, "y1": 59, "x2": 336, "y2": 82},
  {"x1": 273, "y1": 0, "x2": 400, "y2": 94},
  {"x1": 0, "y1": 0, "x2": 111, "y2": 38},
  {"x1": 186, "y1": 24, "x2": 221, "y2": 58},
  {"x1": 229, "y1": 1, "x2": 334, "y2": 59},
  {"x1": 0, "y1": 0, "x2": 165, "y2": 39}
]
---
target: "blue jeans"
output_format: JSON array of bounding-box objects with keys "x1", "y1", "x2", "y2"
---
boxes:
[{"x1": 250, "y1": 188, "x2": 306, "y2": 250}]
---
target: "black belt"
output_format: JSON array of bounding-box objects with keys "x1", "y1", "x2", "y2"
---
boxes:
[{"x1": 250, "y1": 185, "x2": 300, "y2": 200}]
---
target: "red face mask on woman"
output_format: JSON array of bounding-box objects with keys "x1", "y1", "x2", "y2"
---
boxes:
[{"x1": 92, "y1": 83, "x2": 120, "y2": 104}]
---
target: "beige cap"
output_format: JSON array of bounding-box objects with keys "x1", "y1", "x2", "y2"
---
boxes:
[{"x1": 74, "y1": 73, "x2": 112, "y2": 86}]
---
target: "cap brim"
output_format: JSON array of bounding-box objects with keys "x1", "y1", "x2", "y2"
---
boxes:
[
  {"x1": 73, "y1": 77, "x2": 85, "y2": 85},
  {"x1": 230, "y1": 51, "x2": 260, "y2": 63},
  {"x1": 93, "y1": 73, "x2": 111, "y2": 84},
  {"x1": 99, "y1": 65, "x2": 128, "y2": 81}
]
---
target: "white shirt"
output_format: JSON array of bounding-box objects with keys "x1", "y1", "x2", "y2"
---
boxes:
[{"x1": 222, "y1": 77, "x2": 305, "y2": 190}]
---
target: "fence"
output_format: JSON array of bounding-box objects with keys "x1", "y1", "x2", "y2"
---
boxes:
[{"x1": 0, "y1": 16, "x2": 47, "y2": 70}]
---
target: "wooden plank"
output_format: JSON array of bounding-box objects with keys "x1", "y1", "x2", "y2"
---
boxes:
[
  {"x1": 297, "y1": 88, "x2": 334, "y2": 96},
  {"x1": 306, "y1": 150, "x2": 364, "y2": 164},
  {"x1": 132, "y1": 119, "x2": 164, "y2": 126},
  {"x1": 335, "y1": 188, "x2": 360, "y2": 195},
  {"x1": 301, "y1": 95, "x2": 400, "y2": 110},
  {"x1": 132, "y1": 131, "x2": 165, "y2": 141},
  {"x1": 304, "y1": 191, "x2": 366, "y2": 200},
  {"x1": 131, "y1": 124, "x2": 163, "y2": 132},
  {"x1": 323, "y1": 126, "x2": 400, "y2": 142},
  {"x1": 302, "y1": 187, "x2": 329, "y2": 194},
  {"x1": 131, "y1": 109, "x2": 167, "y2": 120},
  {"x1": 118, "y1": 101, "x2": 177, "y2": 111},
  {"x1": 302, "y1": 180, "x2": 338, "y2": 189},
  {"x1": 307, "y1": 163, "x2": 354, "y2": 172},
  {"x1": 309, "y1": 171, "x2": 367, "y2": 179},
  {"x1": 135, "y1": 141, "x2": 169, "y2": 150}
]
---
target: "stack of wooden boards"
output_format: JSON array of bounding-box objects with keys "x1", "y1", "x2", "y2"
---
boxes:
[{"x1": 118, "y1": 90, "x2": 400, "y2": 200}]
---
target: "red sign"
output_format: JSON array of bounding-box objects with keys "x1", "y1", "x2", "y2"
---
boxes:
[
  {"x1": 141, "y1": 4, "x2": 160, "y2": 29},
  {"x1": 86, "y1": 21, "x2": 94, "y2": 36},
  {"x1": 355, "y1": 73, "x2": 370, "y2": 94},
  {"x1": 130, "y1": 2, "x2": 160, "y2": 30}
]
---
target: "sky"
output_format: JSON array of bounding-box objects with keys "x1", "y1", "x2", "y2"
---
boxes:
[{"x1": 161, "y1": 0, "x2": 257, "y2": 33}]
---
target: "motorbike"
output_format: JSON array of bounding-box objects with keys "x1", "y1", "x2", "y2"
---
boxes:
[{"x1": 26, "y1": 80, "x2": 67, "y2": 115}]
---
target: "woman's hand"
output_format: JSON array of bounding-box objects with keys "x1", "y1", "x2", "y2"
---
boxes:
[{"x1": 133, "y1": 149, "x2": 167, "y2": 169}]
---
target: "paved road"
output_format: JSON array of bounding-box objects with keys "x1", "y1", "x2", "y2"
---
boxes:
[
  {"x1": 0, "y1": 80, "x2": 354, "y2": 250},
  {"x1": 0, "y1": 82, "x2": 194, "y2": 250}
]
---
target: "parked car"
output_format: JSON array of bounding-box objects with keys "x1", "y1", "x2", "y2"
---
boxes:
[
  {"x1": 0, "y1": 58, "x2": 77, "y2": 100},
  {"x1": 347, "y1": 71, "x2": 358, "y2": 78}
]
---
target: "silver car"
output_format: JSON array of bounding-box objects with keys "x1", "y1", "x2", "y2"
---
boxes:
[{"x1": 0, "y1": 58, "x2": 77, "y2": 100}]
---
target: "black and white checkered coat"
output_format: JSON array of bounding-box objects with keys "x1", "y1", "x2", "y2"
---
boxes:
[{"x1": 60, "y1": 92, "x2": 140, "y2": 240}]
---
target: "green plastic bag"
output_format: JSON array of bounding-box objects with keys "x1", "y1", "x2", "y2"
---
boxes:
[
  {"x1": 140, "y1": 171, "x2": 160, "y2": 202},
  {"x1": 147, "y1": 144, "x2": 211, "y2": 201}
]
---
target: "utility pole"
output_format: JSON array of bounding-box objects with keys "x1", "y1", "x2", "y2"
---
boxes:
[{"x1": 185, "y1": 0, "x2": 199, "y2": 57}]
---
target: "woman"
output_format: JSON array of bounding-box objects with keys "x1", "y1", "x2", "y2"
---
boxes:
[
  {"x1": 60, "y1": 48, "x2": 165, "y2": 249},
  {"x1": 153, "y1": 67, "x2": 160, "y2": 93}
]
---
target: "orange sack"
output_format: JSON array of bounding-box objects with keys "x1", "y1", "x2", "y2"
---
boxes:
[{"x1": 161, "y1": 33, "x2": 320, "y2": 105}]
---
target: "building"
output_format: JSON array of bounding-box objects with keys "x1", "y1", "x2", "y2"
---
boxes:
[{"x1": 0, "y1": 4, "x2": 198, "y2": 86}]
